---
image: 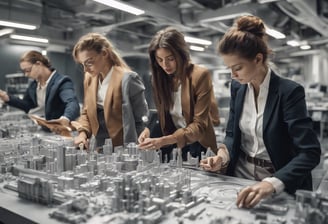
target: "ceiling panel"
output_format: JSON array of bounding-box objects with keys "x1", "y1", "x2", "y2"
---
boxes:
[{"x1": 0, "y1": 0, "x2": 327, "y2": 64}]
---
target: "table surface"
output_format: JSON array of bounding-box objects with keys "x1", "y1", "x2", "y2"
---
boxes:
[
  {"x1": 0, "y1": 168, "x2": 297, "y2": 224},
  {"x1": 0, "y1": 183, "x2": 60, "y2": 224}
]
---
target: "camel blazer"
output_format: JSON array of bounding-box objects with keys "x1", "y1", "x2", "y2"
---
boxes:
[
  {"x1": 77, "y1": 66, "x2": 148, "y2": 147},
  {"x1": 157, "y1": 64, "x2": 219, "y2": 153},
  {"x1": 224, "y1": 70, "x2": 321, "y2": 194}
]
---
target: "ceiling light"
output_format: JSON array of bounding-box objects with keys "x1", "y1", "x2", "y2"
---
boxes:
[
  {"x1": 133, "y1": 43, "x2": 149, "y2": 50},
  {"x1": 0, "y1": 28, "x2": 14, "y2": 37},
  {"x1": 290, "y1": 50, "x2": 320, "y2": 57},
  {"x1": 93, "y1": 0, "x2": 145, "y2": 16},
  {"x1": 185, "y1": 36, "x2": 212, "y2": 46},
  {"x1": 300, "y1": 44, "x2": 311, "y2": 50},
  {"x1": 287, "y1": 40, "x2": 300, "y2": 47},
  {"x1": 190, "y1": 45, "x2": 205, "y2": 51},
  {"x1": 200, "y1": 12, "x2": 252, "y2": 23},
  {"x1": 215, "y1": 69, "x2": 231, "y2": 74},
  {"x1": 10, "y1": 34, "x2": 49, "y2": 43},
  {"x1": 258, "y1": 0, "x2": 280, "y2": 3},
  {"x1": 0, "y1": 20, "x2": 37, "y2": 30},
  {"x1": 266, "y1": 27, "x2": 286, "y2": 39}
]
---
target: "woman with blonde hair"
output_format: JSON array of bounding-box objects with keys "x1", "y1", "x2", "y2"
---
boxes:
[{"x1": 72, "y1": 33, "x2": 148, "y2": 149}]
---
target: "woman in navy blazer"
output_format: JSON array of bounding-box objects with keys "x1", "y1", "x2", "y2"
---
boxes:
[
  {"x1": 0, "y1": 51, "x2": 80, "y2": 131},
  {"x1": 200, "y1": 15, "x2": 321, "y2": 208}
]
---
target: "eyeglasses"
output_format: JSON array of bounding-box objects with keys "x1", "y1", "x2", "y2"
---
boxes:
[
  {"x1": 81, "y1": 55, "x2": 99, "y2": 69},
  {"x1": 21, "y1": 64, "x2": 34, "y2": 74}
]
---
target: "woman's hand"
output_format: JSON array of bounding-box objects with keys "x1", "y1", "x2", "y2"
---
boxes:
[
  {"x1": 0, "y1": 89, "x2": 9, "y2": 102},
  {"x1": 138, "y1": 132, "x2": 176, "y2": 151},
  {"x1": 138, "y1": 134, "x2": 175, "y2": 150},
  {"x1": 138, "y1": 128, "x2": 150, "y2": 144},
  {"x1": 138, "y1": 137, "x2": 162, "y2": 150},
  {"x1": 199, "y1": 155, "x2": 223, "y2": 172},
  {"x1": 74, "y1": 132, "x2": 88, "y2": 150},
  {"x1": 236, "y1": 181, "x2": 275, "y2": 208}
]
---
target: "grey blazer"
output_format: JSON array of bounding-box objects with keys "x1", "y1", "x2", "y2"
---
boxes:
[
  {"x1": 77, "y1": 66, "x2": 148, "y2": 147},
  {"x1": 122, "y1": 72, "x2": 149, "y2": 144}
]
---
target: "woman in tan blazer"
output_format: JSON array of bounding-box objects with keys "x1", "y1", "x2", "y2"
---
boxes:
[
  {"x1": 72, "y1": 33, "x2": 148, "y2": 149},
  {"x1": 138, "y1": 27, "x2": 219, "y2": 161}
]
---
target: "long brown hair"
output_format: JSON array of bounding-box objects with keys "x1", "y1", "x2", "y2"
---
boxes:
[
  {"x1": 148, "y1": 27, "x2": 192, "y2": 110},
  {"x1": 72, "y1": 32, "x2": 130, "y2": 70},
  {"x1": 217, "y1": 15, "x2": 272, "y2": 63}
]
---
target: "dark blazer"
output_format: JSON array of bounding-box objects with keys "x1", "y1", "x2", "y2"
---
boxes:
[
  {"x1": 7, "y1": 71, "x2": 80, "y2": 121},
  {"x1": 224, "y1": 70, "x2": 321, "y2": 194}
]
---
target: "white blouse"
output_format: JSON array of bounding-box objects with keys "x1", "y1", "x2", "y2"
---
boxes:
[{"x1": 170, "y1": 84, "x2": 186, "y2": 129}]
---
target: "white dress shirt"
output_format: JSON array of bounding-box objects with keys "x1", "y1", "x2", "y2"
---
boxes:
[
  {"x1": 28, "y1": 70, "x2": 56, "y2": 117},
  {"x1": 97, "y1": 67, "x2": 113, "y2": 107},
  {"x1": 238, "y1": 68, "x2": 285, "y2": 194},
  {"x1": 170, "y1": 84, "x2": 187, "y2": 129},
  {"x1": 240, "y1": 70, "x2": 270, "y2": 160}
]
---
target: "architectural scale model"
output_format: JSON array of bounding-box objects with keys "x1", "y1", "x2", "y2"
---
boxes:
[{"x1": 0, "y1": 111, "x2": 326, "y2": 224}]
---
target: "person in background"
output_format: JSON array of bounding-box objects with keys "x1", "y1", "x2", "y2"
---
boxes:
[
  {"x1": 200, "y1": 15, "x2": 321, "y2": 208},
  {"x1": 138, "y1": 27, "x2": 219, "y2": 162},
  {"x1": 72, "y1": 33, "x2": 148, "y2": 150},
  {"x1": 0, "y1": 50, "x2": 80, "y2": 134}
]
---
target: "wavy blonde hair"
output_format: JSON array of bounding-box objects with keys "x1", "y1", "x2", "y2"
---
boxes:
[{"x1": 72, "y1": 32, "x2": 130, "y2": 70}]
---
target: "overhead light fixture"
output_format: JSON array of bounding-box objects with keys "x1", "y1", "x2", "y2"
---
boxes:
[
  {"x1": 10, "y1": 34, "x2": 49, "y2": 43},
  {"x1": 133, "y1": 43, "x2": 149, "y2": 50},
  {"x1": 47, "y1": 44, "x2": 68, "y2": 53},
  {"x1": 300, "y1": 44, "x2": 311, "y2": 50},
  {"x1": 200, "y1": 12, "x2": 252, "y2": 23},
  {"x1": 287, "y1": 40, "x2": 300, "y2": 47},
  {"x1": 266, "y1": 27, "x2": 286, "y2": 39},
  {"x1": 0, "y1": 20, "x2": 37, "y2": 30},
  {"x1": 258, "y1": 0, "x2": 280, "y2": 3},
  {"x1": 290, "y1": 50, "x2": 320, "y2": 57},
  {"x1": 185, "y1": 36, "x2": 212, "y2": 46},
  {"x1": 215, "y1": 69, "x2": 231, "y2": 74},
  {"x1": 189, "y1": 45, "x2": 205, "y2": 52},
  {"x1": 92, "y1": 0, "x2": 145, "y2": 15},
  {"x1": 0, "y1": 28, "x2": 14, "y2": 37}
]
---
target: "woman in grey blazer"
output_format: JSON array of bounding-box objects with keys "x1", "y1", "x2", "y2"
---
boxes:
[{"x1": 72, "y1": 33, "x2": 148, "y2": 149}]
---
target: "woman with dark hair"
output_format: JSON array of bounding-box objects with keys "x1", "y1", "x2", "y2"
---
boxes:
[
  {"x1": 200, "y1": 15, "x2": 321, "y2": 208},
  {"x1": 72, "y1": 33, "x2": 148, "y2": 149},
  {"x1": 0, "y1": 50, "x2": 80, "y2": 133},
  {"x1": 138, "y1": 27, "x2": 219, "y2": 161}
]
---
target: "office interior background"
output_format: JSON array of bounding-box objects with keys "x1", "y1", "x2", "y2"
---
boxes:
[
  {"x1": 0, "y1": 0, "x2": 328, "y2": 223},
  {"x1": 1, "y1": 0, "x2": 328, "y2": 102},
  {"x1": 1, "y1": 0, "x2": 328, "y2": 142}
]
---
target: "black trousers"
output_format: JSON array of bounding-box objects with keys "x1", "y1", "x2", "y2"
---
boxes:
[
  {"x1": 96, "y1": 107, "x2": 110, "y2": 148},
  {"x1": 150, "y1": 122, "x2": 206, "y2": 162}
]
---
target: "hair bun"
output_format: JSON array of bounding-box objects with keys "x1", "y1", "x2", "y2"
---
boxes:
[{"x1": 236, "y1": 15, "x2": 266, "y2": 38}]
